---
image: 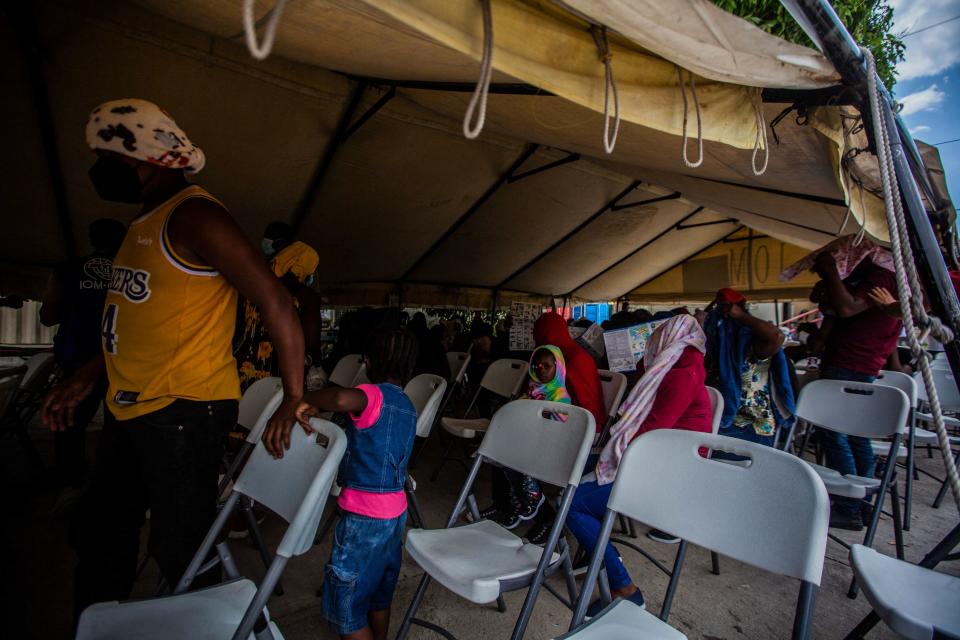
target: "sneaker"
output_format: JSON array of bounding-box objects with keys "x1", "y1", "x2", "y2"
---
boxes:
[
  {"x1": 829, "y1": 509, "x2": 864, "y2": 531},
  {"x1": 495, "y1": 511, "x2": 521, "y2": 530},
  {"x1": 524, "y1": 520, "x2": 552, "y2": 546},
  {"x1": 516, "y1": 492, "x2": 545, "y2": 522},
  {"x1": 586, "y1": 588, "x2": 645, "y2": 618},
  {"x1": 647, "y1": 528, "x2": 681, "y2": 544},
  {"x1": 861, "y1": 503, "x2": 875, "y2": 527},
  {"x1": 478, "y1": 504, "x2": 502, "y2": 520}
]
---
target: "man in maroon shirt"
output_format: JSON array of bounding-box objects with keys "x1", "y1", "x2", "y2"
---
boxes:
[{"x1": 813, "y1": 252, "x2": 902, "y2": 531}]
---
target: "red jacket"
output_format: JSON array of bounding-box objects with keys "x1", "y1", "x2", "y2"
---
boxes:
[
  {"x1": 533, "y1": 313, "x2": 605, "y2": 431},
  {"x1": 633, "y1": 346, "x2": 712, "y2": 440}
]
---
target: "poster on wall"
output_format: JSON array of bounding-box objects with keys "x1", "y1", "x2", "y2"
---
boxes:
[
  {"x1": 509, "y1": 302, "x2": 541, "y2": 351},
  {"x1": 602, "y1": 320, "x2": 668, "y2": 373}
]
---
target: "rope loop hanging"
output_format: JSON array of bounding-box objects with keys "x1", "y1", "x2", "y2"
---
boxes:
[
  {"x1": 463, "y1": 0, "x2": 494, "y2": 140},
  {"x1": 590, "y1": 25, "x2": 620, "y2": 154},
  {"x1": 862, "y1": 46, "x2": 960, "y2": 513},
  {"x1": 751, "y1": 90, "x2": 769, "y2": 176},
  {"x1": 676, "y1": 65, "x2": 703, "y2": 168},
  {"x1": 243, "y1": 0, "x2": 290, "y2": 61}
]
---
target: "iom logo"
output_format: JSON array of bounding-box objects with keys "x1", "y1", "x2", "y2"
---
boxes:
[{"x1": 109, "y1": 266, "x2": 152, "y2": 303}]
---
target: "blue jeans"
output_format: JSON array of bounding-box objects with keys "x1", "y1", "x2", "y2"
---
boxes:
[
  {"x1": 322, "y1": 511, "x2": 406, "y2": 635},
  {"x1": 712, "y1": 424, "x2": 775, "y2": 461},
  {"x1": 818, "y1": 365, "x2": 877, "y2": 515},
  {"x1": 566, "y1": 481, "x2": 632, "y2": 591}
]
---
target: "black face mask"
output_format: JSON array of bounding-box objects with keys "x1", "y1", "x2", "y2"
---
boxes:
[{"x1": 88, "y1": 156, "x2": 143, "y2": 203}]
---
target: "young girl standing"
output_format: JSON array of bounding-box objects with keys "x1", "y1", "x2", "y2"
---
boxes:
[{"x1": 267, "y1": 329, "x2": 419, "y2": 640}]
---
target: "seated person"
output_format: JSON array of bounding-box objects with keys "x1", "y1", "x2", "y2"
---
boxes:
[
  {"x1": 703, "y1": 288, "x2": 795, "y2": 449},
  {"x1": 566, "y1": 315, "x2": 712, "y2": 614},
  {"x1": 483, "y1": 345, "x2": 570, "y2": 529}
]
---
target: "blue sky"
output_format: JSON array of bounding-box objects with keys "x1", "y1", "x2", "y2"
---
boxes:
[{"x1": 891, "y1": 0, "x2": 960, "y2": 202}]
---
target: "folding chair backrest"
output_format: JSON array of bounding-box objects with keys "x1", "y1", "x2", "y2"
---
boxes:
[
  {"x1": 405, "y1": 373, "x2": 447, "y2": 438},
  {"x1": 447, "y1": 351, "x2": 471, "y2": 384},
  {"x1": 232, "y1": 419, "x2": 346, "y2": 557},
  {"x1": 915, "y1": 368, "x2": 960, "y2": 412},
  {"x1": 796, "y1": 379, "x2": 909, "y2": 438},
  {"x1": 329, "y1": 353, "x2": 364, "y2": 387},
  {"x1": 19, "y1": 352, "x2": 55, "y2": 391},
  {"x1": 597, "y1": 369, "x2": 627, "y2": 422},
  {"x1": 609, "y1": 430, "x2": 829, "y2": 585},
  {"x1": 706, "y1": 386, "x2": 723, "y2": 434},
  {"x1": 479, "y1": 400, "x2": 594, "y2": 488},
  {"x1": 874, "y1": 370, "x2": 917, "y2": 408},
  {"x1": 237, "y1": 377, "x2": 283, "y2": 433},
  {"x1": 0, "y1": 370, "x2": 24, "y2": 416},
  {"x1": 478, "y1": 358, "x2": 528, "y2": 399},
  {"x1": 354, "y1": 364, "x2": 370, "y2": 386}
]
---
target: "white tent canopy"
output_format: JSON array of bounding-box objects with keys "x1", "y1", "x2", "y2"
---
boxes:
[{"x1": 1, "y1": 0, "x2": 944, "y2": 307}]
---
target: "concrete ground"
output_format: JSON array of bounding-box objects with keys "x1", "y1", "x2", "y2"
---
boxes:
[{"x1": 4, "y1": 407, "x2": 959, "y2": 640}]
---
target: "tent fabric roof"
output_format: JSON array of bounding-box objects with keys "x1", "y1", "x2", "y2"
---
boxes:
[{"x1": 1, "y1": 0, "x2": 940, "y2": 308}]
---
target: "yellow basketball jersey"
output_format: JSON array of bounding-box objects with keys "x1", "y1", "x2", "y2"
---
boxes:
[{"x1": 103, "y1": 185, "x2": 240, "y2": 420}]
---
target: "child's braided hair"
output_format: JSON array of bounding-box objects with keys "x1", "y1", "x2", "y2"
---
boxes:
[{"x1": 363, "y1": 328, "x2": 419, "y2": 386}]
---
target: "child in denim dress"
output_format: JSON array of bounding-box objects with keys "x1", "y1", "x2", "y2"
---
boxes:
[{"x1": 294, "y1": 329, "x2": 419, "y2": 639}]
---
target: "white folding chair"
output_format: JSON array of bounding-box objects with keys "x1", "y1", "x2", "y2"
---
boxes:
[
  {"x1": 404, "y1": 373, "x2": 447, "y2": 526},
  {"x1": 430, "y1": 358, "x2": 528, "y2": 482},
  {"x1": 842, "y1": 544, "x2": 960, "y2": 640},
  {"x1": 795, "y1": 379, "x2": 910, "y2": 597},
  {"x1": 397, "y1": 400, "x2": 595, "y2": 640},
  {"x1": 328, "y1": 353, "x2": 365, "y2": 388},
  {"x1": 219, "y1": 378, "x2": 285, "y2": 496},
  {"x1": 559, "y1": 430, "x2": 829, "y2": 640},
  {"x1": 871, "y1": 370, "x2": 922, "y2": 531},
  {"x1": 594, "y1": 370, "x2": 627, "y2": 448},
  {"x1": 446, "y1": 351, "x2": 471, "y2": 387},
  {"x1": 77, "y1": 420, "x2": 346, "y2": 640},
  {"x1": 913, "y1": 369, "x2": 960, "y2": 510}
]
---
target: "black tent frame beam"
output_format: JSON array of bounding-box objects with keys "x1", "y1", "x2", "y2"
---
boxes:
[
  {"x1": 291, "y1": 82, "x2": 372, "y2": 233},
  {"x1": 610, "y1": 192, "x2": 682, "y2": 212},
  {"x1": 693, "y1": 176, "x2": 847, "y2": 207},
  {"x1": 399, "y1": 143, "x2": 551, "y2": 281},
  {"x1": 786, "y1": 0, "x2": 960, "y2": 382},
  {"x1": 622, "y1": 226, "x2": 745, "y2": 297},
  {"x1": 9, "y1": 4, "x2": 76, "y2": 259},
  {"x1": 495, "y1": 180, "x2": 643, "y2": 289},
  {"x1": 507, "y1": 152, "x2": 580, "y2": 183},
  {"x1": 566, "y1": 206, "x2": 709, "y2": 296}
]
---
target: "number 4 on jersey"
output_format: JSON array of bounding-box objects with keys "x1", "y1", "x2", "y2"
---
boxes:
[{"x1": 102, "y1": 303, "x2": 119, "y2": 354}]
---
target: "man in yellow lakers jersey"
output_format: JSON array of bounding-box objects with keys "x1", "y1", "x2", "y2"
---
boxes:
[{"x1": 41, "y1": 99, "x2": 305, "y2": 618}]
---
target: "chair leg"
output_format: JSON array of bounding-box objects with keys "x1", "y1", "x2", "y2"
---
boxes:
[
  {"x1": 405, "y1": 477, "x2": 427, "y2": 530},
  {"x1": 889, "y1": 479, "x2": 905, "y2": 560},
  {"x1": 842, "y1": 611, "x2": 882, "y2": 640},
  {"x1": 429, "y1": 434, "x2": 455, "y2": 483},
  {"x1": 848, "y1": 462, "x2": 896, "y2": 599},
  {"x1": 932, "y1": 450, "x2": 960, "y2": 509},
  {"x1": 560, "y1": 547, "x2": 579, "y2": 606},
  {"x1": 395, "y1": 573, "x2": 432, "y2": 640},
  {"x1": 314, "y1": 506, "x2": 340, "y2": 546},
  {"x1": 904, "y1": 423, "x2": 916, "y2": 531},
  {"x1": 496, "y1": 594, "x2": 507, "y2": 613},
  {"x1": 408, "y1": 436, "x2": 427, "y2": 470},
  {"x1": 710, "y1": 551, "x2": 721, "y2": 575}
]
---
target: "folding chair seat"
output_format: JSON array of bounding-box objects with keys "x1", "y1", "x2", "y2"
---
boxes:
[
  {"x1": 558, "y1": 430, "x2": 829, "y2": 640},
  {"x1": 795, "y1": 379, "x2": 910, "y2": 595},
  {"x1": 77, "y1": 420, "x2": 346, "y2": 640},
  {"x1": 843, "y1": 544, "x2": 960, "y2": 640},
  {"x1": 431, "y1": 358, "x2": 527, "y2": 481},
  {"x1": 398, "y1": 400, "x2": 595, "y2": 640}
]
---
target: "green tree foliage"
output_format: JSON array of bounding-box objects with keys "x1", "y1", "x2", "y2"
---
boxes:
[{"x1": 711, "y1": 0, "x2": 905, "y2": 87}]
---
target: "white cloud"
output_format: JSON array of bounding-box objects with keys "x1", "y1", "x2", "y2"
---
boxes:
[
  {"x1": 910, "y1": 124, "x2": 932, "y2": 134},
  {"x1": 899, "y1": 83, "x2": 947, "y2": 115},
  {"x1": 890, "y1": 0, "x2": 960, "y2": 81}
]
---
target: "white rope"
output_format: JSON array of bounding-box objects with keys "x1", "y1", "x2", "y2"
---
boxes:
[
  {"x1": 751, "y1": 91, "x2": 769, "y2": 176},
  {"x1": 591, "y1": 26, "x2": 620, "y2": 154},
  {"x1": 677, "y1": 65, "x2": 703, "y2": 169},
  {"x1": 463, "y1": 0, "x2": 493, "y2": 140},
  {"x1": 242, "y1": 0, "x2": 289, "y2": 61},
  {"x1": 863, "y1": 47, "x2": 960, "y2": 514}
]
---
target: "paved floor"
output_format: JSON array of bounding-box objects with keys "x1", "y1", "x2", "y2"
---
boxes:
[{"x1": 4, "y1": 409, "x2": 958, "y2": 639}]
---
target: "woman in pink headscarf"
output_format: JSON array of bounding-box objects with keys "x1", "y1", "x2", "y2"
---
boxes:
[{"x1": 565, "y1": 314, "x2": 712, "y2": 615}]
